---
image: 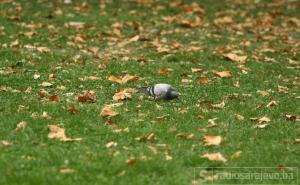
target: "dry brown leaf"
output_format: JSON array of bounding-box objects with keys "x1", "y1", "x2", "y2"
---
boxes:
[
  {"x1": 258, "y1": 116, "x2": 271, "y2": 124},
  {"x1": 266, "y1": 100, "x2": 279, "y2": 108},
  {"x1": 40, "y1": 82, "x2": 53, "y2": 87},
  {"x1": 68, "y1": 106, "x2": 79, "y2": 114},
  {"x1": 214, "y1": 71, "x2": 232, "y2": 78},
  {"x1": 37, "y1": 47, "x2": 50, "y2": 53},
  {"x1": 191, "y1": 68, "x2": 202, "y2": 73},
  {"x1": 77, "y1": 91, "x2": 96, "y2": 103},
  {"x1": 113, "y1": 88, "x2": 135, "y2": 101},
  {"x1": 257, "y1": 90, "x2": 269, "y2": 97},
  {"x1": 108, "y1": 74, "x2": 138, "y2": 84},
  {"x1": 176, "y1": 133, "x2": 194, "y2": 139},
  {"x1": 212, "y1": 101, "x2": 225, "y2": 109},
  {"x1": 100, "y1": 106, "x2": 119, "y2": 117},
  {"x1": 223, "y1": 53, "x2": 247, "y2": 63},
  {"x1": 158, "y1": 67, "x2": 172, "y2": 74},
  {"x1": 48, "y1": 125, "x2": 82, "y2": 142},
  {"x1": 235, "y1": 114, "x2": 244, "y2": 121},
  {"x1": 203, "y1": 135, "x2": 222, "y2": 146},
  {"x1": 49, "y1": 95, "x2": 60, "y2": 102},
  {"x1": 197, "y1": 77, "x2": 210, "y2": 84},
  {"x1": 201, "y1": 152, "x2": 227, "y2": 162},
  {"x1": 106, "y1": 141, "x2": 117, "y2": 148},
  {"x1": 0, "y1": 140, "x2": 12, "y2": 147},
  {"x1": 126, "y1": 159, "x2": 137, "y2": 166},
  {"x1": 286, "y1": 114, "x2": 300, "y2": 122},
  {"x1": 136, "y1": 133, "x2": 156, "y2": 142},
  {"x1": 15, "y1": 121, "x2": 27, "y2": 131}
]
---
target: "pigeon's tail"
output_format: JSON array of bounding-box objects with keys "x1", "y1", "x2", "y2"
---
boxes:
[{"x1": 137, "y1": 87, "x2": 149, "y2": 94}]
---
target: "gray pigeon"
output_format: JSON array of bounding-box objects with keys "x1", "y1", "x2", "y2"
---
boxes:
[{"x1": 137, "y1": 83, "x2": 178, "y2": 100}]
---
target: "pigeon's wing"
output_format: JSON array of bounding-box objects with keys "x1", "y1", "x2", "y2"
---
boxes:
[
  {"x1": 137, "y1": 86, "x2": 155, "y2": 97},
  {"x1": 153, "y1": 84, "x2": 171, "y2": 97}
]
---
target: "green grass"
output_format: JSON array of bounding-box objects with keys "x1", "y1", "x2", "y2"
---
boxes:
[{"x1": 0, "y1": 0, "x2": 299, "y2": 185}]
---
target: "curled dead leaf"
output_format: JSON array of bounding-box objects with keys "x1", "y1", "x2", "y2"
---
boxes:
[
  {"x1": 176, "y1": 133, "x2": 194, "y2": 139},
  {"x1": 203, "y1": 135, "x2": 222, "y2": 146},
  {"x1": 48, "y1": 125, "x2": 82, "y2": 142},
  {"x1": 106, "y1": 141, "x2": 117, "y2": 148},
  {"x1": 212, "y1": 101, "x2": 225, "y2": 109},
  {"x1": 113, "y1": 88, "x2": 135, "y2": 101},
  {"x1": 100, "y1": 106, "x2": 119, "y2": 117},
  {"x1": 136, "y1": 133, "x2": 156, "y2": 142},
  {"x1": 15, "y1": 121, "x2": 27, "y2": 131},
  {"x1": 126, "y1": 159, "x2": 137, "y2": 166},
  {"x1": 108, "y1": 74, "x2": 139, "y2": 84},
  {"x1": 77, "y1": 91, "x2": 96, "y2": 103},
  {"x1": 286, "y1": 114, "x2": 300, "y2": 122},
  {"x1": 40, "y1": 82, "x2": 53, "y2": 87},
  {"x1": 214, "y1": 71, "x2": 232, "y2": 78},
  {"x1": 223, "y1": 53, "x2": 247, "y2": 63},
  {"x1": 0, "y1": 140, "x2": 12, "y2": 147},
  {"x1": 201, "y1": 152, "x2": 227, "y2": 162}
]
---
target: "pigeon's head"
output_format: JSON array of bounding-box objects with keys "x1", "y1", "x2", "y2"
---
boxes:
[{"x1": 164, "y1": 89, "x2": 178, "y2": 100}]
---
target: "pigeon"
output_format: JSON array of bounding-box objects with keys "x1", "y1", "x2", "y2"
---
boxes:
[{"x1": 137, "y1": 83, "x2": 178, "y2": 100}]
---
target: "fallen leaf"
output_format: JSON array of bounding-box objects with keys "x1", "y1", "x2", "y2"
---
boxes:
[
  {"x1": 108, "y1": 74, "x2": 139, "y2": 84},
  {"x1": 48, "y1": 125, "x2": 82, "y2": 142},
  {"x1": 126, "y1": 159, "x2": 137, "y2": 166},
  {"x1": 266, "y1": 100, "x2": 279, "y2": 108},
  {"x1": 60, "y1": 168, "x2": 75, "y2": 173},
  {"x1": 15, "y1": 121, "x2": 27, "y2": 131},
  {"x1": 113, "y1": 88, "x2": 135, "y2": 101},
  {"x1": 105, "y1": 118, "x2": 117, "y2": 126},
  {"x1": 136, "y1": 133, "x2": 156, "y2": 142},
  {"x1": 77, "y1": 91, "x2": 96, "y2": 103},
  {"x1": 100, "y1": 106, "x2": 119, "y2": 117},
  {"x1": 286, "y1": 114, "x2": 300, "y2": 122},
  {"x1": 212, "y1": 101, "x2": 225, "y2": 109},
  {"x1": 68, "y1": 106, "x2": 79, "y2": 114},
  {"x1": 235, "y1": 114, "x2": 244, "y2": 121},
  {"x1": 191, "y1": 68, "x2": 202, "y2": 73},
  {"x1": 257, "y1": 90, "x2": 269, "y2": 97},
  {"x1": 230, "y1": 151, "x2": 242, "y2": 160},
  {"x1": 207, "y1": 118, "x2": 218, "y2": 128},
  {"x1": 214, "y1": 71, "x2": 232, "y2": 78},
  {"x1": 37, "y1": 47, "x2": 50, "y2": 53},
  {"x1": 0, "y1": 140, "x2": 12, "y2": 147},
  {"x1": 33, "y1": 74, "x2": 40, "y2": 79},
  {"x1": 49, "y1": 95, "x2": 60, "y2": 102},
  {"x1": 40, "y1": 82, "x2": 53, "y2": 87},
  {"x1": 158, "y1": 67, "x2": 172, "y2": 74},
  {"x1": 197, "y1": 77, "x2": 210, "y2": 84},
  {"x1": 201, "y1": 152, "x2": 227, "y2": 162},
  {"x1": 203, "y1": 135, "x2": 222, "y2": 146},
  {"x1": 106, "y1": 141, "x2": 117, "y2": 148},
  {"x1": 38, "y1": 89, "x2": 48, "y2": 98},
  {"x1": 223, "y1": 53, "x2": 247, "y2": 63},
  {"x1": 176, "y1": 133, "x2": 194, "y2": 139},
  {"x1": 258, "y1": 116, "x2": 271, "y2": 124}
]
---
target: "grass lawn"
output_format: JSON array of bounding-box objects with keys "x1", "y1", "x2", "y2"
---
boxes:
[{"x1": 0, "y1": 0, "x2": 299, "y2": 185}]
